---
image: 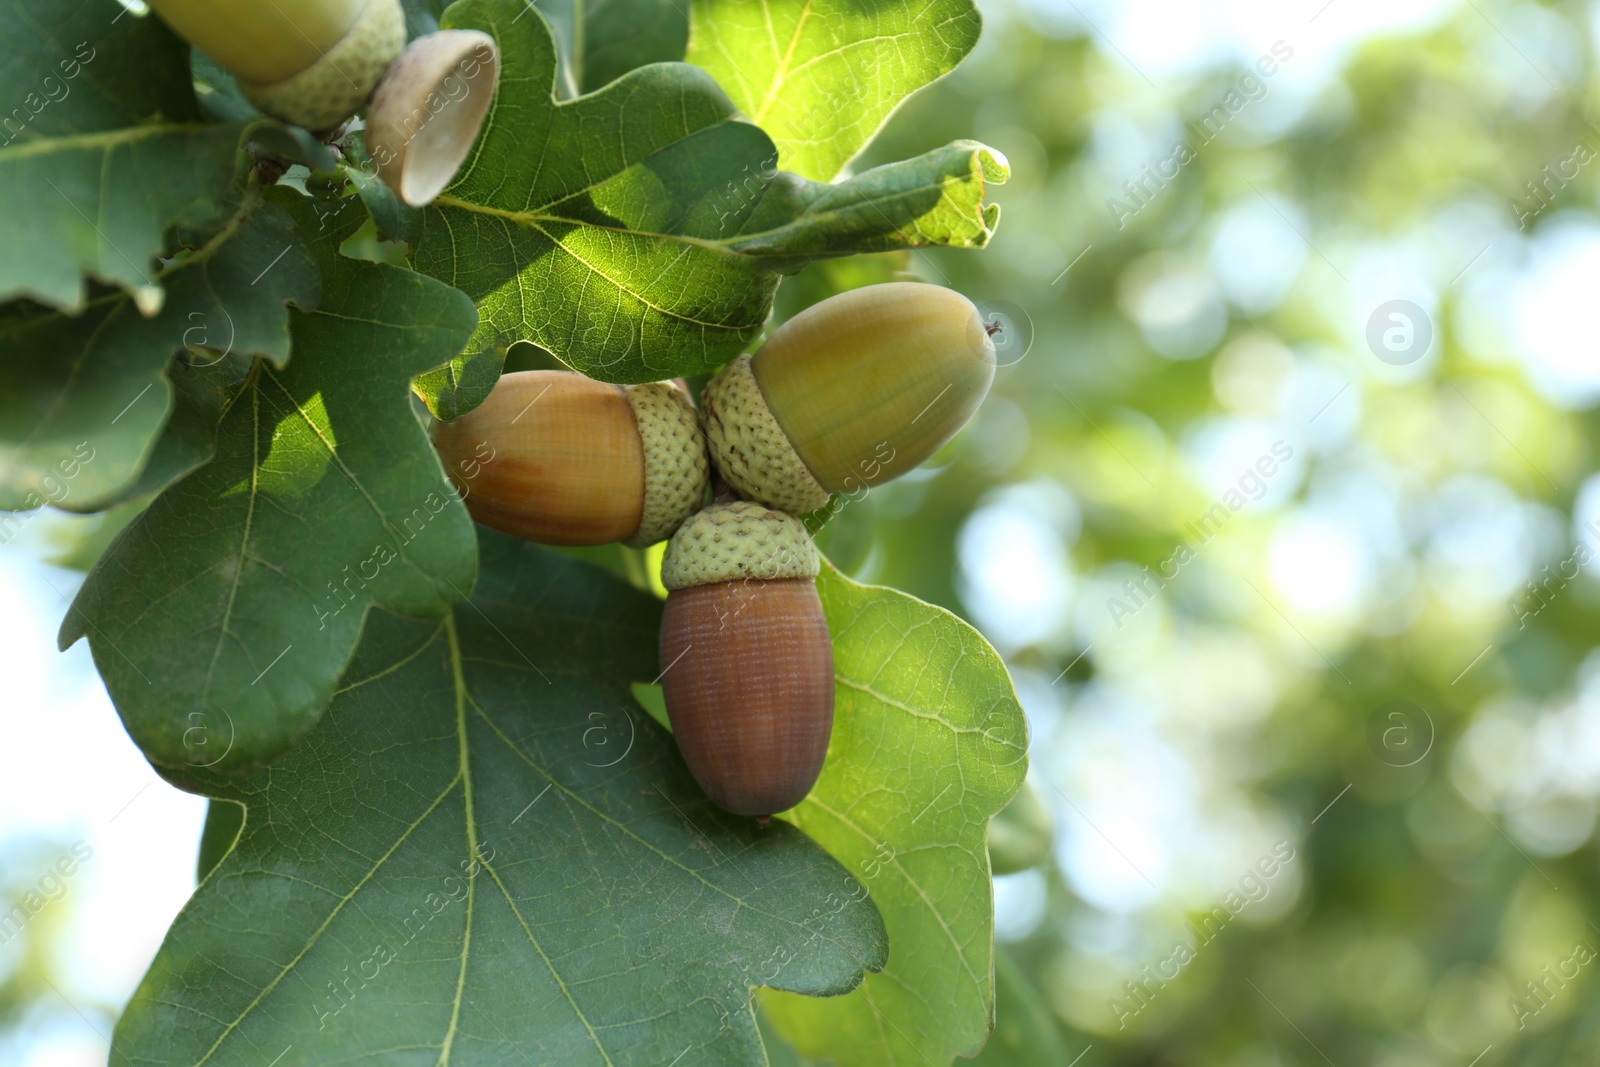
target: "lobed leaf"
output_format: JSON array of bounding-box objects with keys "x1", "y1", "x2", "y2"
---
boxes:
[
  {"x1": 0, "y1": 0, "x2": 252, "y2": 310},
  {"x1": 112, "y1": 531, "x2": 887, "y2": 1067},
  {"x1": 61, "y1": 192, "x2": 479, "y2": 772},
  {"x1": 0, "y1": 194, "x2": 320, "y2": 512},
  {"x1": 395, "y1": 0, "x2": 1006, "y2": 403},
  {"x1": 687, "y1": 0, "x2": 982, "y2": 181},
  {"x1": 717, "y1": 138, "x2": 1006, "y2": 272},
  {"x1": 763, "y1": 562, "x2": 1028, "y2": 1066}
]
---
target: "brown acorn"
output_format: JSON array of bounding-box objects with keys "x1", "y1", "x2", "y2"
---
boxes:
[
  {"x1": 430, "y1": 370, "x2": 708, "y2": 547},
  {"x1": 659, "y1": 501, "x2": 833, "y2": 818}
]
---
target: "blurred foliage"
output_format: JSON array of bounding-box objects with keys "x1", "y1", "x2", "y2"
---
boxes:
[
  {"x1": 0, "y1": 837, "x2": 115, "y2": 1050},
  {"x1": 755, "y1": 0, "x2": 1600, "y2": 1062}
]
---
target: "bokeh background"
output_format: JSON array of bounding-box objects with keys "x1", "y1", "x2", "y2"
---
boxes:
[{"x1": 7, "y1": 0, "x2": 1600, "y2": 1062}]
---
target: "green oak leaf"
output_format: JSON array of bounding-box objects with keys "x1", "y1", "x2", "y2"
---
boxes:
[
  {"x1": 114, "y1": 532, "x2": 887, "y2": 1067},
  {"x1": 195, "y1": 798, "x2": 244, "y2": 882},
  {"x1": 581, "y1": 0, "x2": 690, "y2": 93},
  {"x1": 764, "y1": 562, "x2": 1028, "y2": 1066},
  {"x1": 717, "y1": 138, "x2": 1006, "y2": 273},
  {"x1": 0, "y1": 0, "x2": 252, "y2": 310},
  {"x1": 967, "y1": 948, "x2": 1071, "y2": 1066},
  {"x1": 412, "y1": 332, "x2": 509, "y2": 422},
  {"x1": 687, "y1": 0, "x2": 982, "y2": 181},
  {"x1": 110, "y1": 353, "x2": 257, "y2": 505},
  {"x1": 186, "y1": 54, "x2": 342, "y2": 171},
  {"x1": 515, "y1": 0, "x2": 687, "y2": 96},
  {"x1": 411, "y1": 0, "x2": 767, "y2": 389},
  {"x1": 60, "y1": 193, "x2": 479, "y2": 773},
  {"x1": 400, "y1": 0, "x2": 1005, "y2": 397},
  {"x1": 0, "y1": 194, "x2": 320, "y2": 512}
]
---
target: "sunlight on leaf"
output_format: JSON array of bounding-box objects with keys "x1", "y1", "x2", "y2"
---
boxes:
[{"x1": 764, "y1": 561, "x2": 1027, "y2": 1066}]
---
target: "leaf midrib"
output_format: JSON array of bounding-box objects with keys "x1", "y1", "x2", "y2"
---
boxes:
[
  {"x1": 0, "y1": 121, "x2": 212, "y2": 161},
  {"x1": 754, "y1": 0, "x2": 814, "y2": 122},
  {"x1": 188, "y1": 768, "x2": 465, "y2": 1066},
  {"x1": 468, "y1": 687, "x2": 875, "y2": 960},
  {"x1": 438, "y1": 148, "x2": 991, "y2": 268}
]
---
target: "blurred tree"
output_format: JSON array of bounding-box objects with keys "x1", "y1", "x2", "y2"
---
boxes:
[{"x1": 758, "y1": 0, "x2": 1600, "y2": 1061}]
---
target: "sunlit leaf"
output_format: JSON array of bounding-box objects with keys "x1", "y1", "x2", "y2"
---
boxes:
[
  {"x1": 397, "y1": 0, "x2": 1004, "y2": 406},
  {"x1": 687, "y1": 0, "x2": 981, "y2": 180},
  {"x1": 764, "y1": 561, "x2": 1027, "y2": 1066}
]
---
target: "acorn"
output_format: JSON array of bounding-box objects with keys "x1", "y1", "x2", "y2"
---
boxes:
[
  {"x1": 659, "y1": 501, "x2": 833, "y2": 819},
  {"x1": 702, "y1": 282, "x2": 998, "y2": 514},
  {"x1": 429, "y1": 370, "x2": 709, "y2": 548},
  {"x1": 147, "y1": 0, "x2": 407, "y2": 131}
]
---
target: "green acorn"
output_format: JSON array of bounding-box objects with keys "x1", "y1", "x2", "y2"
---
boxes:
[
  {"x1": 702, "y1": 283, "x2": 998, "y2": 514},
  {"x1": 147, "y1": 0, "x2": 407, "y2": 131}
]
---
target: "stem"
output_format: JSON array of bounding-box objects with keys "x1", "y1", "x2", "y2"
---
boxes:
[{"x1": 146, "y1": 0, "x2": 367, "y2": 84}]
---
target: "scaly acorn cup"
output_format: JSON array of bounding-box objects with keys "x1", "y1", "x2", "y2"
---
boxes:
[
  {"x1": 365, "y1": 30, "x2": 500, "y2": 206},
  {"x1": 146, "y1": 0, "x2": 406, "y2": 131},
  {"x1": 659, "y1": 502, "x2": 833, "y2": 820},
  {"x1": 430, "y1": 370, "x2": 708, "y2": 548},
  {"x1": 701, "y1": 282, "x2": 999, "y2": 514}
]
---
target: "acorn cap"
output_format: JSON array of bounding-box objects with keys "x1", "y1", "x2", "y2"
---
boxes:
[
  {"x1": 365, "y1": 30, "x2": 500, "y2": 207},
  {"x1": 753, "y1": 282, "x2": 996, "y2": 493},
  {"x1": 660, "y1": 501, "x2": 819, "y2": 591},
  {"x1": 700, "y1": 356, "x2": 830, "y2": 515},
  {"x1": 235, "y1": 0, "x2": 407, "y2": 131},
  {"x1": 624, "y1": 382, "x2": 710, "y2": 549}
]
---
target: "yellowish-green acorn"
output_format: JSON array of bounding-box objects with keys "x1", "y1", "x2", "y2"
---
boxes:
[
  {"x1": 430, "y1": 370, "x2": 709, "y2": 548},
  {"x1": 701, "y1": 283, "x2": 997, "y2": 514},
  {"x1": 147, "y1": 0, "x2": 407, "y2": 131}
]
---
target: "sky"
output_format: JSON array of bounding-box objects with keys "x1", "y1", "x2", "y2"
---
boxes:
[{"x1": 0, "y1": 541, "x2": 206, "y2": 1066}]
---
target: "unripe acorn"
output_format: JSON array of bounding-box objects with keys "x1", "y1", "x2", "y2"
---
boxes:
[
  {"x1": 147, "y1": 0, "x2": 407, "y2": 131},
  {"x1": 702, "y1": 282, "x2": 998, "y2": 515},
  {"x1": 659, "y1": 502, "x2": 833, "y2": 819},
  {"x1": 430, "y1": 370, "x2": 709, "y2": 548}
]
